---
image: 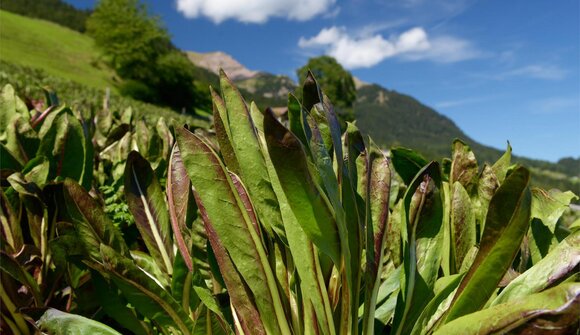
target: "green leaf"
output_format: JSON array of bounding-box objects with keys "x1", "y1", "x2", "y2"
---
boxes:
[
  {"x1": 374, "y1": 265, "x2": 402, "y2": 325},
  {"x1": 435, "y1": 283, "x2": 580, "y2": 335},
  {"x1": 362, "y1": 142, "x2": 392, "y2": 335},
  {"x1": 286, "y1": 93, "x2": 309, "y2": 146},
  {"x1": 216, "y1": 71, "x2": 286, "y2": 240},
  {"x1": 92, "y1": 271, "x2": 152, "y2": 335},
  {"x1": 0, "y1": 188, "x2": 23, "y2": 252},
  {"x1": 171, "y1": 252, "x2": 200, "y2": 313},
  {"x1": 260, "y1": 111, "x2": 335, "y2": 334},
  {"x1": 410, "y1": 273, "x2": 464, "y2": 335},
  {"x1": 167, "y1": 144, "x2": 194, "y2": 271},
  {"x1": 449, "y1": 182, "x2": 476, "y2": 273},
  {"x1": 37, "y1": 109, "x2": 93, "y2": 189},
  {"x1": 0, "y1": 143, "x2": 22, "y2": 172},
  {"x1": 473, "y1": 164, "x2": 500, "y2": 238},
  {"x1": 0, "y1": 251, "x2": 42, "y2": 305},
  {"x1": 6, "y1": 116, "x2": 39, "y2": 165},
  {"x1": 156, "y1": 117, "x2": 173, "y2": 159},
  {"x1": 124, "y1": 151, "x2": 173, "y2": 274},
  {"x1": 193, "y1": 306, "x2": 230, "y2": 335},
  {"x1": 131, "y1": 250, "x2": 171, "y2": 289},
  {"x1": 392, "y1": 161, "x2": 444, "y2": 335},
  {"x1": 263, "y1": 109, "x2": 340, "y2": 267},
  {"x1": 176, "y1": 127, "x2": 290, "y2": 335},
  {"x1": 444, "y1": 166, "x2": 531, "y2": 323},
  {"x1": 390, "y1": 147, "x2": 429, "y2": 185},
  {"x1": 0, "y1": 84, "x2": 27, "y2": 140},
  {"x1": 62, "y1": 179, "x2": 130, "y2": 261},
  {"x1": 491, "y1": 142, "x2": 512, "y2": 183},
  {"x1": 103, "y1": 124, "x2": 130, "y2": 148},
  {"x1": 201, "y1": 213, "x2": 266, "y2": 335},
  {"x1": 493, "y1": 230, "x2": 580, "y2": 305},
  {"x1": 37, "y1": 308, "x2": 123, "y2": 335},
  {"x1": 449, "y1": 139, "x2": 478, "y2": 191},
  {"x1": 7, "y1": 173, "x2": 48, "y2": 254},
  {"x1": 93, "y1": 245, "x2": 194, "y2": 335},
  {"x1": 531, "y1": 188, "x2": 578, "y2": 233}
]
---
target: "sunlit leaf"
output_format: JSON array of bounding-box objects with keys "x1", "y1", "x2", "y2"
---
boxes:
[{"x1": 444, "y1": 166, "x2": 531, "y2": 323}]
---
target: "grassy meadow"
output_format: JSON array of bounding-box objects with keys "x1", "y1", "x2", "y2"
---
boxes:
[{"x1": 0, "y1": 10, "x2": 115, "y2": 90}]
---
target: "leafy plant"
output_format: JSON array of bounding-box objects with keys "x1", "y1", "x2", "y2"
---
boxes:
[{"x1": 1, "y1": 71, "x2": 578, "y2": 335}]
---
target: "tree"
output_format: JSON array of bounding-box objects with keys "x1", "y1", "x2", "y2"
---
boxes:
[
  {"x1": 87, "y1": 0, "x2": 169, "y2": 80},
  {"x1": 297, "y1": 56, "x2": 357, "y2": 121},
  {"x1": 87, "y1": 0, "x2": 207, "y2": 113}
]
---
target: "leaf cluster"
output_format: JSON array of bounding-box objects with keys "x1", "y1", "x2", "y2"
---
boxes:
[{"x1": 1, "y1": 73, "x2": 579, "y2": 335}]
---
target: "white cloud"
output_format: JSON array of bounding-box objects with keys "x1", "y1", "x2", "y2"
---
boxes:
[
  {"x1": 298, "y1": 26, "x2": 480, "y2": 69},
  {"x1": 531, "y1": 97, "x2": 579, "y2": 115},
  {"x1": 435, "y1": 96, "x2": 496, "y2": 109},
  {"x1": 176, "y1": 0, "x2": 336, "y2": 23},
  {"x1": 500, "y1": 65, "x2": 567, "y2": 80}
]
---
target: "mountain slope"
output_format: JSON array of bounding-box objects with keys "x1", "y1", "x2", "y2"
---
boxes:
[
  {"x1": 187, "y1": 51, "x2": 296, "y2": 108},
  {"x1": 355, "y1": 84, "x2": 499, "y2": 162},
  {"x1": 354, "y1": 84, "x2": 579, "y2": 193}
]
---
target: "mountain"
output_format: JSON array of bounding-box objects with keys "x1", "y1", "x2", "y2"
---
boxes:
[
  {"x1": 187, "y1": 51, "x2": 258, "y2": 81},
  {"x1": 355, "y1": 84, "x2": 499, "y2": 162},
  {"x1": 187, "y1": 51, "x2": 296, "y2": 108}
]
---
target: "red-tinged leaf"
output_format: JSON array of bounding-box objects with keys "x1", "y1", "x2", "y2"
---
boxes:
[
  {"x1": 167, "y1": 144, "x2": 193, "y2": 271},
  {"x1": 125, "y1": 151, "x2": 173, "y2": 274},
  {"x1": 444, "y1": 166, "x2": 531, "y2": 323}
]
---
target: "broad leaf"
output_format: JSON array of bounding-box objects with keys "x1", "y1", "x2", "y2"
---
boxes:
[
  {"x1": 176, "y1": 127, "x2": 290, "y2": 334},
  {"x1": 93, "y1": 245, "x2": 194, "y2": 335},
  {"x1": 491, "y1": 142, "x2": 512, "y2": 183},
  {"x1": 215, "y1": 71, "x2": 286, "y2": 240},
  {"x1": 449, "y1": 181, "x2": 476, "y2": 273},
  {"x1": 62, "y1": 179, "x2": 130, "y2": 261},
  {"x1": 0, "y1": 84, "x2": 28, "y2": 140},
  {"x1": 444, "y1": 166, "x2": 531, "y2": 322},
  {"x1": 530, "y1": 188, "x2": 578, "y2": 233},
  {"x1": 449, "y1": 139, "x2": 478, "y2": 192},
  {"x1": 435, "y1": 283, "x2": 580, "y2": 335},
  {"x1": 393, "y1": 161, "x2": 443, "y2": 335},
  {"x1": 493, "y1": 230, "x2": 580, "y2": 305},
  {"x1": 263, "y1": 109, "x2": 340, "y2": 267},
  {"x1": 167, "y1": 144, "x2": 194, "y2": 271},
  {"x1": 92, "y1": 271, "x2": 151, "y2": 335},
  {"x1": 390, "y1": 147, "x2": 429, "y2": 185},
  {"x1": 37, "y1": 108, "x2": 93, "y2": 189},
  {"x1": 0, "y1": 251, "x2": 42, "y2": 305},
  {"x1": 362, "y1": 142, "x2": 392, "y2": 335},
  {"x1": 37, "y1": 308, "x2": 122, "y2": 335},
  {"x1": 125, "y1": 151, "x2": 173, "y2": 274}
]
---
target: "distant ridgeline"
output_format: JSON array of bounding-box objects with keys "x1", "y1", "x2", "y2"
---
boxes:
[{"x1": 0, "y1": 0, "x2": 91, "y2": 32}]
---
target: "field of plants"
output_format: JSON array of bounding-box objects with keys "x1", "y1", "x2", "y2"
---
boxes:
[{"x1": 1, "y1": 70, "x2": 579, "y2": 334}]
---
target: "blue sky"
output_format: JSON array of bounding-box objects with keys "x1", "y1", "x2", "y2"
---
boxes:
[{"x1": 68, "y1": 0, "x2": 579, "y2": 162}]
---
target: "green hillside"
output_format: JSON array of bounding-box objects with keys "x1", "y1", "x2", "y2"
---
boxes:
[
  {"x1": 235, "y1": 73, "x2": 296, "y2": 108},
  {"x1": 355, "y1": 84, "x2": 494, "y2": 161},
  {"x1": 0, "y1": 10, "x2": 115, "y2": 90},
  {"x1": 355, "y1": 84, "x2": 579, "y2": 194}
]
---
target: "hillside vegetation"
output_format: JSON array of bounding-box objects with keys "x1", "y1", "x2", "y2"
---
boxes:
[
  {"x1": 0, "y1": 10, "x2": 114, "y2": 90},
  {"x1": 0, "y1": 0, "x2": 90, "y2": 32},
  {"x1": 355, "y1": 84, "x2": 579, "y2": 194}
]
